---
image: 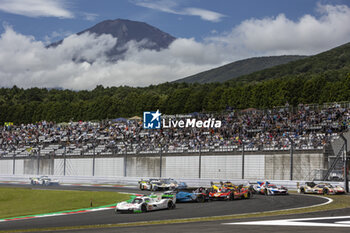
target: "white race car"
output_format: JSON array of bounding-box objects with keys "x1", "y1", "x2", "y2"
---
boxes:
[
  {"x1": 138, "y1": 178, "x2": 187, "y2": 191},
  {"x1": 256, "y1": 181, "x2": 288, "y2": 195},
  {"x1": 30, "y1": 176, "x2": 60, "y2": 186},
  {"x1": 115, "y1": 193, "x2": 176, "y2": 214}
]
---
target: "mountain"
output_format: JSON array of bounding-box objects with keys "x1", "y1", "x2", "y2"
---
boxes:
[
  {"x1": 175, "y1": 55, "x2": 307, "y2": 83},
  {"x1": 50, "y1": 19, "x2": 176, "y2": 61},
  {"x1": 233, "y1": 42, "x2": 350, "y2": 83}
]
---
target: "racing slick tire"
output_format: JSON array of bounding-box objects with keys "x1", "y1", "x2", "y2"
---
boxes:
[
  {"x1": 264, "y1": 189, "x2": 268, "y2": 196},
  {"x1": 167, "y1": 201, "x2": 175, "y2": 209},
  {"x1": 139, "y1": 184, "x2": 144, "y2": 190},
  {"x1": 196, "y1": 195, "x2": 205, "y2": 203},
  {"x1": 245, "y1": 191, "x2": 252, "y2": 199},
  {"x1": 141, "y1": 204, "x2": 147, "y2": 213},
  {"x1": 228, "y1": 193, "x2": 234, "y2": 201},
  {"x1": 299, "y1": 188, "x2": 305, "y2": 194},
  {"x1": 323, "y1": 188, "x2": 329, "y2": 195}
]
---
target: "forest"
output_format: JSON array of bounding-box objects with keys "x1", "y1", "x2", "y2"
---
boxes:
[{"x1": 1, "y1": 70, "x2": 350, "y2": 124}]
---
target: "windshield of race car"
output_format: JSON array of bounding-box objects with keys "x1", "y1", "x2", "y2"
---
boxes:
[{"x1": 132, "y1": 198, "x2": 144, "y2": 204}]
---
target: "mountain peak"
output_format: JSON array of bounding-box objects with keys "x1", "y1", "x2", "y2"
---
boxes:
[{"x1": 51, "y1": 18, "x2": 176, "y2": 61}]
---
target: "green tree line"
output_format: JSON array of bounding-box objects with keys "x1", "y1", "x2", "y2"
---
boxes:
[{"x1": 1, "y1": 72, "x2": 350, "y2": 124}]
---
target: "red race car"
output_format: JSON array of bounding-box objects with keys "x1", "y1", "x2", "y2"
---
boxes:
[{"x1": 209, "y1": 186, "x2": 252, "y2": 201}]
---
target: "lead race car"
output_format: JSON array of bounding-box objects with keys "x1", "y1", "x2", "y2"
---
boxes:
[
  {"x1": 115, "y1": 193, "x2": 176, "y2": 214},
  {"x1": 298, "y1": 182, "x2": 345, "y2": 195}
]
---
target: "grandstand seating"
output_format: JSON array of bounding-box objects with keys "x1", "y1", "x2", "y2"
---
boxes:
[{"x1": 1, "y1": 103, "x2": 349, "y2": 158}]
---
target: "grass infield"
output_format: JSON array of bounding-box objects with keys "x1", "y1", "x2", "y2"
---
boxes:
[{"x1": 0, "y1": 187, "x2": 130, "y2": 219}]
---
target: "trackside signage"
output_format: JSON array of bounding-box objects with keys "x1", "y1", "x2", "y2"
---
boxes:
[{"x1": 143, "y1": 110, "x2": 221, "y2": 129}]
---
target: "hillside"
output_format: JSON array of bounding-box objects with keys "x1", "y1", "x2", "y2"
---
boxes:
[
  {"x1": 233, "y1": 42, "x2": 350, "y2": 83},
  {"x1": 1, "y1": 42, "x2": 350, "y2": 124},
  {"x1": 175, "y1": 55, "x2": 306, "y2": 83}
]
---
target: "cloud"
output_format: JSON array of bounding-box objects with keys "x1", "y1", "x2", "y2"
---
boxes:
[
  {"x1": 82, "y1": 12, "x2": 99, "y2": 21},
  {"x1": 183, "y1": 8, "x2": 226, "y2": 22},
  {"x1": 0, "y1": 4, "x2": 350, "y2": 89},
  {"x1": 0, "y1": 25, "x2": 218, "y2": 89},
  {"x1": 207, "y1": 3, "x2": 350, "y2": 55},
  {"x1": 131, "y1": 0, "x2": 226, "y2": 22},
  {"x1": 0, "y1": 0, "x2": 74, "y2": 18},
  {"x1": 43, "y1": 30, "x2": 73, "y2": 45}
]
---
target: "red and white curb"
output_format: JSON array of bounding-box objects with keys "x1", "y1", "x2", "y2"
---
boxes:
[{"x1": 0, "y1": 193, "x2": 143, "y2": 223}]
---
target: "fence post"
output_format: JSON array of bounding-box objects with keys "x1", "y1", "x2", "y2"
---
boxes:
[
  {"x1": 160, "y1": 146, "x2": 162, "y2": 178},
  {"x1": 124, "y1": 144, "x2": 127, "y2": 177},
  {"x1": 289, "y1": 136, "x2": 294, "y2": 180},
  {"x1": 199, "y1": 144, "x2": 202, "y2": 179},
  {"x1": 340, "y1": 134, "x2": 349, "y2": 192},
  {"x1": 92, "y1": 142, "x2": 96, "y2": 176},
  {"x1": 242, "y1": 142, "x2": 245, "y2": 180},
  {"x1": 37, "y1": 147, "x2": 40, "y2": 175},
  {"x1": 63, "y1": 145, "x2": 66, "y2": 176},
  {"x1": 12, "y1": 153, "x2": 15, "y2": 175}
]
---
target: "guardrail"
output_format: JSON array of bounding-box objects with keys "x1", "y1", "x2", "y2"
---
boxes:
[{"x1": 1, "y1": 175, "x2": 348, "y2": 191}]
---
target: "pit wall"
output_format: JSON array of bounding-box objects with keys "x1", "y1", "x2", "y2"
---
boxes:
[{"x1": 0, "y1": 151, "x2": 325, "y2": 181}]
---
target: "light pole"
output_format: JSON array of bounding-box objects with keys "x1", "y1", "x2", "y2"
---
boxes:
[
  {"x1": 340, "y1": 134, "x2": 349, "y2": 193},
  {"x1": 287, "y1": 136, "x2": 294, "y2": 180},
  {"x1": 199, "y1": 142, "x2": 202, "y2": 179},
  {"x1": 242, "y1": 140, "x2": 245, "y2": 180}
]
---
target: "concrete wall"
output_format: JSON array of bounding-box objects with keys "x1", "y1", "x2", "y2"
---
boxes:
[
  {"x1": 0, "y1": 151, "x2": 326, "y2": 180},
  {"x1": 164, "y1": 156, "x2": 199, "y2": 178},
  {"x1": 95, "y1": 157, "x2": 124, "y2": 177},
  {"x1": 0, "y1": 159, "x2": 12, "y2": 174},
  {"x1": 126, "y1": 156, "x2": 160, "y2": 177},
  {"x1": 201, "y1": 155, "x2": 242, "y2": 179}
]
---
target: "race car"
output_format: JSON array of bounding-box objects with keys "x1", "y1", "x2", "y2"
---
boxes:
[
  {"x1": 30, "y1": 176, "x2": 59, "y2": 186},
  {"x1": 115, "y1": 193, "x2": 176, "y2": 214},
  {"x1": 247, "y1": 182, "x2": 260, "y2": 194},
  {"x1": 298, "y1": 182, "x2": 345, "y2": 195},
  {"x1": 208, "y1": 186, "x2": 252, "y2": 201},
  {"x1": 165, "y1": 187, "x2": 209, "y2": 203},
  {"x1": 256, "y1": 181, "x2": 288, "y2": 195},
  {"x1": 138, "y1": 179, "x2": 160, "y2": 190},
  {"x1": 138, "y1": 178, "x2": 187, "y2": 191},
  {"x1": 210, "y1": 181, "x2": 234, "y2": 191}
]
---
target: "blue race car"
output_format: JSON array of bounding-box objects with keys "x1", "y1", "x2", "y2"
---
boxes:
[{"x1": 165, "y1": 188, "x2": 209, "y2": 203}]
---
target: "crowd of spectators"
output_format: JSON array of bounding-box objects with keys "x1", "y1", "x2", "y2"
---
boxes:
[{"x1": 0, "y1": 103, "x2": 350, "y2": 157}]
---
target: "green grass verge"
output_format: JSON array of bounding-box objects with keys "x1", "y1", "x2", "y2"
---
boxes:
[{"x1": 0, "y1": 187, "x2": 130, "y2": 219}]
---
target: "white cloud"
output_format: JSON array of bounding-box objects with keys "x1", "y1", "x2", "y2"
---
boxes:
[
  {"x1": 43, "y1": 30, "x2": 72, "y2": 45},
  {"x1": 0, "y1": 0, "x2": 74, "y2": 18},
  {"x1": 183, "y1": 8, "x2": 225, "y2": 22},
  {"x1": 0, "y1": 4, "x2": 350, "y2": 89},
  {"x1": 131, "y1": 0, "x2": 226, "y2": 22},
  {"x1": 207, "y1": 4, "x2": 350, "y2": 55},
  {"x1": 0, "y1": 25, "x2": 218, "y2": 89},
  {"x1": 82, "y1": 12, "x2": 99, "y2": 21}
]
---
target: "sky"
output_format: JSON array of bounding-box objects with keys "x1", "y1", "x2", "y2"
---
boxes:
[{"x1": 0, "y1": 0, "x2": 350, "y2": 89}]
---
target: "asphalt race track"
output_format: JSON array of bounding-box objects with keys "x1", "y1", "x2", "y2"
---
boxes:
[{"x1": 0, "y1": 183, "x2": 329, "y2": 232}]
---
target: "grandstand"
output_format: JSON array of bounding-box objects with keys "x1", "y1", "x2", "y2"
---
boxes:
[{"x1": 0, "y1": 102, "x2": 349, "y2": 181}]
